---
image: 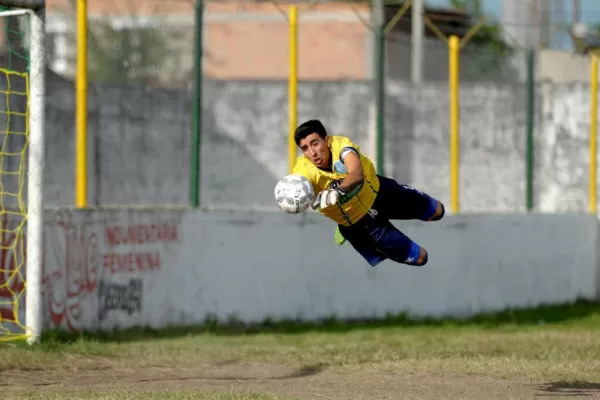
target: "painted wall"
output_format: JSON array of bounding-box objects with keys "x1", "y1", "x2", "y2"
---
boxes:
[
  {"x1": 30, "y1": 78, "x2": 597, "y2": 213},
  {"x1": 1, "y1": 210, "x2": 598, "y2": 334},
  {"x1": 0, "y1": 76, "x2": 596, "y2": 213}
]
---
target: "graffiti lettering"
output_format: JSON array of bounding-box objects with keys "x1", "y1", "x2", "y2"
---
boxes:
[
  {"x1": 44, "y1": 210, "x2": 99, "y2": 331},
  {"x1": 97, "y1": 278, "x2": 143, "y2": 321},
  {"x1": 105, "y1": 224, "x2": 179, "y2": 247},
  {"x1": 103, "y1": 252, "x2": 161, "y2": 273},
  {"x1": 0, "y1": 214, "x2": 26, "y2": 323},
  {"x1": 2, "y1": 210, "x2": 180, "y2": 333}
]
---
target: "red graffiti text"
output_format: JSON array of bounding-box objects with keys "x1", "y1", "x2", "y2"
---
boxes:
[
  {"x1": 43, "y1": 211, "x2": 99, "y2": 332},
  {"x1": 103, "y1": 252, "x2": 161, "y2": 273},
  {"x1": 0, "y1": 216, "x2": 25, "y2": 323},
  {"x1": 105, "y1": 224, "x2": 179, "y2": 247}
]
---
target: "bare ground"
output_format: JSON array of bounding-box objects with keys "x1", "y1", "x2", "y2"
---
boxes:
[
  {"x1": 4, "y1": 363, "x2": 600, "y2": 399},
  {"x1": 6, "y1": 306, "x2": 600, "y2": 400}
]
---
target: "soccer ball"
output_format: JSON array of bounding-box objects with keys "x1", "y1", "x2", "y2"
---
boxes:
[{"x1": 274, "y1": 174, "x2": 314, "y2": 214}]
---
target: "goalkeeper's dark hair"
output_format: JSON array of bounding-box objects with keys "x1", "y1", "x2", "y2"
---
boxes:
[{"x1": 294, "y1": 119, "x2": 327, "y2": 146}]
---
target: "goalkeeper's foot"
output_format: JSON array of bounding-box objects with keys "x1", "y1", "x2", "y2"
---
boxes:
[{"x1": 334, "y1": 226, "x2": 346, "y2": 246}]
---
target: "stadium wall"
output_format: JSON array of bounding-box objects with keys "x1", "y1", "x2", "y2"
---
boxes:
[
  {"x1": 5, "y1": 209, "x2": 597, "y2": 333},
  {"x1": 30, "y1": 78, "x2": 598, "y2": 213}
]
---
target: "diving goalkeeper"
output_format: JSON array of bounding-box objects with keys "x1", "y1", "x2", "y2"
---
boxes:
[{"x1": 292, "y1": 119, "x2": 445, "y2": 267}]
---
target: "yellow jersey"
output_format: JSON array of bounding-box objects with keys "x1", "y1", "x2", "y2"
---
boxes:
[{"x1": 293, "y1": 135, "x2": 380, "y2": 226}]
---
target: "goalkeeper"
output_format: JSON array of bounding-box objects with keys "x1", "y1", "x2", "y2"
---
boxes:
[{"x1": 292, "y1": 119, "x2": 445, "y2": 267}]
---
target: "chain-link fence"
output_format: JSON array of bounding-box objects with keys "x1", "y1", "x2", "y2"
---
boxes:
[
  {"x1": 33, "y1": 0, "x2": 600, "y2": 213},
  {"x1": 43, "y1": 0, "x2": 193, "y2": 207},
  {"x1": 380, "y1": 4, "x2": 533, "y2": 213},
  {"x1": 39, "y1": 0, "x2": 377, "y2": 210},
  {"x1": 198, "y1": 1, "x2": 375, "y2": 209}
]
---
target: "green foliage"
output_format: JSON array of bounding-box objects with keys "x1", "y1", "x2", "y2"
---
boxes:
[
  {"x1": 87, "y1": 19, "x2": 170, "y2": 85},
  {"x1": 448, "y1": 0, "x2": 519, "y2": 81},
  {"x1": 450, "y1": 0, "x2": 509, "y2": 51}
]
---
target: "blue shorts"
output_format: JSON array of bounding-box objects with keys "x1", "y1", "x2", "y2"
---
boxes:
[{"x1": 338, "y1": 175, "x2": 441, "y2": 267}]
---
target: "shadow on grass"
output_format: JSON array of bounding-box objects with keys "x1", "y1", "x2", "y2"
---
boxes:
[
  {"x1": 29, "y1": 298, "x2": 600, "y2": 346},
  {"x1": 537, "y1": 381, "x2": 600, "y2": 397},
  {"x1": 133, "y1": 364, "x2": 326, "y2": 383}
]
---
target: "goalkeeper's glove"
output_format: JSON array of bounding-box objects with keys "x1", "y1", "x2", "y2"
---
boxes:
[{"x1": 312, "y1": 187, "x2": 345, "y2": 210}]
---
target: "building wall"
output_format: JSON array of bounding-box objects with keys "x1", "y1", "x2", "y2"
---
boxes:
[{"x1": 44, "y1": 2, "x2": 372, "y2": 82}]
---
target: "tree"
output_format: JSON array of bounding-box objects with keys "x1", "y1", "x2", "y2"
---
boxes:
[
  {"x1": 64, "y1": 0, "x2": 173, "y2": 86},
  {"x1": 448, "y1": 0, "x2": 519, "y2": 82},
  {"x1": 87, "y1": 18, "x2": 171, "y2": 86}
]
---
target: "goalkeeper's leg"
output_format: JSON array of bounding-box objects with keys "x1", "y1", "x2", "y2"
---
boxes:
[
  {"x1": 333, "y1": 175, "x2": 444, "y2": 247},
  {"x1": 375, "y1": 175, "x2": 445, "y2": 221},
  {"x1": 338, "y1": 216, "x2": 428, "y2": 267}
]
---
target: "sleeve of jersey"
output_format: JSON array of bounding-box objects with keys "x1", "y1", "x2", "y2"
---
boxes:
[{"x1": 337, "y1": 137, "x2": 361, "y2": 163}]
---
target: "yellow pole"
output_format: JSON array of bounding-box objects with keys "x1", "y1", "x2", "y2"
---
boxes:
[
  {"x1": 288, "y1": 5, "x2": 298, "y2": 174},
  {"x1": 590, "y1": 54, "x2": 598, "y2": 214},
  {"x1": 423, "y1": 18, "x2": 482, "y2": 214},
  {"x1": 76, "y1": 0, "x2": 88, "y2": 208},
  {"x1": 448, "y1": 35, "x2": 460, "y2": 213}
]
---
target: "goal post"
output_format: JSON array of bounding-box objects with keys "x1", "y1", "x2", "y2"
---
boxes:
[{"x1": 0, "y1": 0, "x2": 45, "y2": 345}]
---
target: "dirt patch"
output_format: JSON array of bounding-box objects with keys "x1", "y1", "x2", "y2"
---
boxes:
[{"x1": 4, "y1": 363, "x2": 600, "y2": 399}]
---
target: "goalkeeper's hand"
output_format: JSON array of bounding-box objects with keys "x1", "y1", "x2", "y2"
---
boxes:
[{"x1": 312, "y1": 188, "x2": 345, "y2": 210}]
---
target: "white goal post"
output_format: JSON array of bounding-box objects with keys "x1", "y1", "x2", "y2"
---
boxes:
[{"x1": 0, "y1": 0, "x2": 45, "y2": 345}]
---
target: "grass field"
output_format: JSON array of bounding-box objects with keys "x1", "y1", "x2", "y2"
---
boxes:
[{"x1": 3, "y1": 300, "x2": 600, "y2": 399}]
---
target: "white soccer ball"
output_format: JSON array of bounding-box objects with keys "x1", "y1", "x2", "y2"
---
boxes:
[{"x1": 274, "y1": 174, "x2": 315, "y2": 214}]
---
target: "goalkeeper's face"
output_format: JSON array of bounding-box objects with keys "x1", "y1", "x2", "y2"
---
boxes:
[{"x1": 299, "y1": 133, "x2": 331, "y2": 169}]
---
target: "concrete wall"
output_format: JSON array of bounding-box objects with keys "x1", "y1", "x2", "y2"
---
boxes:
[
  {"x1": 0, "y1": 210, "x2": 598, "y2": 334},
  {"x1": 1, "y1": 75, "x2": 598, "y2": 213},
  {"x1": 538, "y1": 49, "x2": 595, "y2": 84},
  {"x1": 385, "y1": 34, "x2": 523, "y2": 83}
]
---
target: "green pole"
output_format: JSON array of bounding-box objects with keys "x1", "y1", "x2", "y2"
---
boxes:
[
  {"x1": 190, "y1": 0, "x2": 203, "y2": 208},
  {"x1": 526, "y1": 48, "x2": 535, "y2": 211},
  {"x1": 375, "y1": 24, "x2": 385, "y2": 174}
]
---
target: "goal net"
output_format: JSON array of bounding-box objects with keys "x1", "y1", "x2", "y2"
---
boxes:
[{"x1": 0, "y1": 0, "x2": 45, "y2": 344}]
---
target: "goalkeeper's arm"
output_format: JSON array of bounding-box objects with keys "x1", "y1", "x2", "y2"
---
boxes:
[
  {"x1": 313, "y1": 150, "x2": 364, "y2": 210},
  {"x1": 336, "y1": 149, "x2": 364, "y2": 193}
]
